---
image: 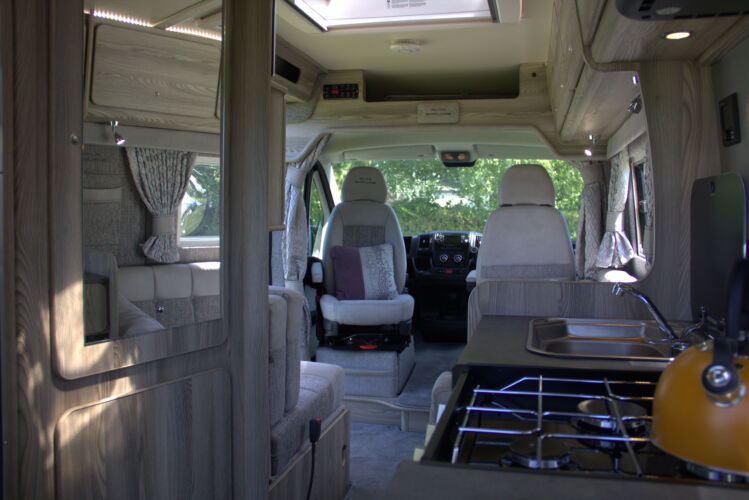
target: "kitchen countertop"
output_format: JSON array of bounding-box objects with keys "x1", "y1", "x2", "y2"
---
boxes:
[
  {"x1": 456, "y1": 315, "x2": 671, "y2": 375},
  {"x1": 383, "y1": 461, "x2": 749, "y2": 499},
  {"x1": 382, "y1": 315, "x2": 746, "y2": 499}
]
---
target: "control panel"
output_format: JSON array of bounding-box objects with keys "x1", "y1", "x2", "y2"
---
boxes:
[{"x1": 323, "y1": 83, "x2": 359, "y2": 100}]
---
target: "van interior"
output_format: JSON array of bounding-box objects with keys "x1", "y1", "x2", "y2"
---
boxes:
[{"x1": 2, "y1": 0, "x2": 749, "y2": 499}]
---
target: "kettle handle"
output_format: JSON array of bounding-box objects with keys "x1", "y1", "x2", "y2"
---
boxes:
[
  {"x1": 725, "y1": 258, "x2": 749, "y2": 340},
  {"x1": 701, "y1": 259, "x2": 748, "y2": 400}
]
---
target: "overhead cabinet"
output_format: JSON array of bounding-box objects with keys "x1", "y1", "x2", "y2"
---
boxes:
[{"x1": 86, "y1": 21, "x2": 221, "y2": 133}]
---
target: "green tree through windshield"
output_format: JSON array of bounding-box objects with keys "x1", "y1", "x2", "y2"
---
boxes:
[{"x1": 332, "y1": 159, "x2": 583, "y2": 241}]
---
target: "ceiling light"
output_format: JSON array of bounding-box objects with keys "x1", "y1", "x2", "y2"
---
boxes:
[
  {"x1": 92, "y1": 9, "x2": 152, "y2": 27},
  {"x1": 110, "y1": 121, "x2": 126, "y2": 146},
  {"x1": 584, "y1": 148, "x2": 593, "y2": 157},
  {"x1": 664, "y1": 31, "x2": 692, "y2": 40},
  {"x1": 632, "y1": 74, "x2": 639, "y2": 86},
  {"x1": 166, "y1": 26, "x2": 222, "y2": 41},
  {"x1": 390, "y1": 40, "x2": 421, "y2": 54},
  {"x1": 655, "y1": 7, "x2": 682, "y2": 16}
]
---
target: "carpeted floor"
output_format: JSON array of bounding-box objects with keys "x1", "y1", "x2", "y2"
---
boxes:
[
  {"x1": 344, "y1": 422, "x2": 426, "y2": 500},
  {"x1": 395, "y1": 335, "x2": 464, "y2": 408},
  {"x1": 343, "y1": 331, "x2": 465, "y2": 499}
]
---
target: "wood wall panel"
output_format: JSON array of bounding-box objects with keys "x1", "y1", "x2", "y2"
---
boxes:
[
  {"x1": 591, "y1": 2, "x2": 742, "y2": 63},
  {"x1": 90, "y1": 25, "x2": 220, "y2": 118},
  {"x1": 634, "y1": 61, "x2": 722, "y2": 320},
  {"x1": 474, "y1": 280, "x2": 650, "y2": 319},
  {"x1": 5, "y1": 1, "x2": 275, "y2": 499},
  {"x1": 560, "y1": 65, "x2": 639, "y2": 141},
  {"x1": 56, "y1": 371, "x2": 231, "y2": 500},
  {"x1": 269, "y1": 409, "x2": 350, "y2": 500},
  {"x1": 287, "y1": 64, "x2": 601, "y2": 158},
  {"x1": 275, "y1": 37, "x2": 326, "y2": 103},
  {"x1": 547, "y1": 0, "x2": 585, "y2": 133}
]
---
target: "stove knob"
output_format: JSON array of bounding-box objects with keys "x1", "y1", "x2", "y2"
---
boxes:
[
  {"x1": 453, "y1": 254, "x2": 463, "y2": 263},
  {"x1": 439, "y1": 253, "x2": 449, "y2": 263}
]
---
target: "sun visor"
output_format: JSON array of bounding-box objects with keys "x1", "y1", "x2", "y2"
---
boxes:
[{"x1": 343, "y1": 145, "x2": 436, "y2": 162}]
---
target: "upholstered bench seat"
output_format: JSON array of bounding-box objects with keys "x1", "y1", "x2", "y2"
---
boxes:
[{"x1": 270, "y1": 361, "x2": 344, "y2": 476}]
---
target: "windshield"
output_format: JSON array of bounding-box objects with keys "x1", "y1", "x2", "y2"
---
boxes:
[{"x1": 331, "y1": 159, "x2": 583, "y2": 241}]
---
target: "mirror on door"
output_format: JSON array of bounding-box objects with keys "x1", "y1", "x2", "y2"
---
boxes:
[{"x1": 79, "y1": 5, "x2": 224, "y2": 344}]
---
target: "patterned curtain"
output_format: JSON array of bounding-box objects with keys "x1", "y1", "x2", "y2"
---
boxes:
[
  {"x1": 575, "y1": 180, "x2": 605, "y2": 279},
  {"x1": 595, "y1": 150, "x2": 636, "y2": 269},
  {"x1": 126, "y1": 147, "x2": 196, "y2": 263},
  {"x1": 282, "y1": 134, "x2": 331, "y2": 293}
]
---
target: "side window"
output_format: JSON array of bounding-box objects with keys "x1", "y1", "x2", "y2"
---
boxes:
[
  {"x1": 630, "y1": 160, "x2": 648, "y2": 256},
  {"x1": 305, "y1": 166, "x2": 332, "y2": 258},
  {"x1": 180, "y1": 156, "x2": 221, "y2": 247}
]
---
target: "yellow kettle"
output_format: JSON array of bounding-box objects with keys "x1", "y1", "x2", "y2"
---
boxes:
[{"x1": 651, "y1": 260, "x2": 749, "y2": 476}]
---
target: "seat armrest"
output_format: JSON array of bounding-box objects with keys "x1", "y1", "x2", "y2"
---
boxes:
[
  {"x1": 310, "y1": 261, "x2": 323, "y2": 284},
  {"x1": 466, "y1": 269, "x2": 477, "y2": 294}
]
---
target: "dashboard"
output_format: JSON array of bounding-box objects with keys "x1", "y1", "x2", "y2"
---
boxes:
[
  {"x1": 405, "y1": 231, "x2": 482, "y2": 339},
  {"x1": 409, "y1": 231, "x2": 482, "y2": 277}
]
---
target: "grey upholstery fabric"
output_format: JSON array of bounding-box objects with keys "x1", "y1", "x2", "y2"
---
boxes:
[
  {"x1": 595, "y1": 151, "x2": 636, "y2": 269},
  {"x1": 126, "y1": 147, "x2": 196, "y2": 263},
  {"x1": 476, "y1": 205, "x2": 575, "y2": 282},
  {"x1": 118, "y1": 262, "x2": 221, "y2": 329},
  {"x1": 83, "y1": 145, "x2": 148, "y2": 266},
  {"x1": 268, "y1": 294, "x2": 288, "y2": 426},
  {"x1": 429, "y1": 371, "x2": 453, "y2": 425},
  {"x1": 341, "y1": 166, "x2": 388, "y2": 203},
  {"x1": 270, "y1": 230, "x2": 285, "y2": 286},
  {"x1": 316, "y1": 340, "x2": 415, "y2": 397},
  {"x1": 118, "y1": 294, "x2": 165, "y2": 336},
  {"x1": 575, "y1": 181, "x2": 605, "y2": 279},
  {"x1": 269, "y1": 286, "x2": 303, "y2": 412},
  {"x1": 342, "y1": 225, "x2": 386, "y2": 247},
  {"x1": 270, "y1": 361, "x2": 344, "y2": 476},
  {"x1": 153, "y1": 297, "x2": 194, "y2": 329},
  {"x1": 179, "y1": 246, "x2": 220, "y2": 263},
  {"x1": 283, "y1": 134, "x2": 331, "y2": 289},
  {"x1": 319, "y1": 293, "x2": 415, "y2": 325},
  {"x1": 498, "y1": 164, "x2": 555, "y2": 206},
  {"x1": 322, "y1": 202, "x2": 408, "y2": 296},
  {"x1": 193, "y1": 295, "x2": 220, "y2": 323}
]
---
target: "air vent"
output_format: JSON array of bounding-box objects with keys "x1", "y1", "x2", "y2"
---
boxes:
[
  {"x1": 275, "y1": 55, "x2": 301, "y2": 84},
  {"x1": 616, "y1": 0, "x2": 749, "y2": 20}
]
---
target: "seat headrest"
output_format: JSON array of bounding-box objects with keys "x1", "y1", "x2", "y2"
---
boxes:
[
  {"x1": 498, "y1": 164, "x2": 555, "y2": 206},
  {"x1": 341, "y1": 166, "x2": 387, "y2": 203}
]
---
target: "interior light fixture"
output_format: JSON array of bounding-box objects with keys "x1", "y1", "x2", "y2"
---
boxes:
[
  {"x1": 92, "y1": 9, "x2": 152, "y2": 27},
  {"x1": 389, "y1": 40, "x2": 421, "y2": 54},
  {"x1": 664, "y1": 31, "x2": 692, "y2": 40},
  {"x1": 166, "y1": 26, "x2": 222, "y2": 41},
  {"x1": 584, "y1": 148, "x2": 593, "y2": 157},
  {"x1": 110, "y1": 121, "x2": 126, "y2": 146}
]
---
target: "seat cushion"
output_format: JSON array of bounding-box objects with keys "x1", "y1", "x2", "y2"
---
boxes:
[
  {"x1": 319, "y1": 293, "x2": 414, "y2": 325},
  {"x1": 331, "y1": 243, "x2": 398, "y2": 300},
  {"x1": 270, "y1": 362, "x2": 344, "y2": 476}
]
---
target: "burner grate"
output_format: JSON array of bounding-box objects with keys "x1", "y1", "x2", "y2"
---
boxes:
[{"x1": 452, "y1": 376, "x2": 657, "y2": 476}]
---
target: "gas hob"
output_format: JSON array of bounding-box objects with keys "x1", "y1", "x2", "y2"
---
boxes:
[{"x1": 425, "y1": 373, "x2": 748, "y2": 487}]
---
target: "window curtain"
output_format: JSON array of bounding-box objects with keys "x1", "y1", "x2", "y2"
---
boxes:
[
  {"x1": 282, "y1": 133, "x2": 331, "y2": 293},
  {"x1": 595, "y1": 150, "x2": 636, "y2": 269},
  {"x1": 126, "y1": 147, "x2": 196, "y2": 263},
  {"x1": 575, "y1": 180, "x2": 606, "y2": 279}
]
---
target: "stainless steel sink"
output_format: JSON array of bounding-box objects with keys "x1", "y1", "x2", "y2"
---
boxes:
[{"x1": 527, "y1": 318, "x2": 675, "y2": 361}]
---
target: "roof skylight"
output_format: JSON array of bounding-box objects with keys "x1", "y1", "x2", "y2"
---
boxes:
[{"x1": 286, "y1": 0, "x2": 493, "y2": 30}]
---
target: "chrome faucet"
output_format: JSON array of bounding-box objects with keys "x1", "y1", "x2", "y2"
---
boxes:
[{"x1": 612, "y1": 283, "x2": 677, "y2": 339}]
